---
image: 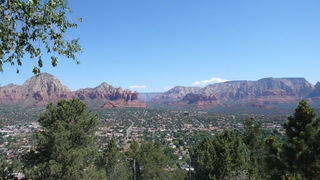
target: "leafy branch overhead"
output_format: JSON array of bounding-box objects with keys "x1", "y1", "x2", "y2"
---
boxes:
[{"x1": 0, "y1": 0, "x2": 83, "y2": 74}]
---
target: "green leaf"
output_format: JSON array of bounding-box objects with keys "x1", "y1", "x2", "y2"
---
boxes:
[
  {"x1": 51, "y1": 56, "x2": 58, "y2": 66},
  {"x1": 0, "y1": 0, "x2": 83, "y2": 74},
  {"x1": 32, "y1": 66, "x2": 40, "y2": 74}
]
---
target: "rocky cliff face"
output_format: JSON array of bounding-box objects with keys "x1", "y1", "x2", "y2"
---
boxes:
[
  {"x1": 183, "y1": 93, "x2": 218, "y2": 104},
  {"x1": 308, "y1": 82, "x2": 320, "y2": 100},
  {"x1": 314, "y1": 82, "x2": 320, "y2": 95},
  {"x1": 202, "y1": 78, "x2": 314, "y2": 101},
  {"x1": 98, "y1": 99, "x2": 146, "y2": 109},
  {"x1": 182, "y1": 93, "x2": 220, "y2": 109},
  {"x1": 154, "y1": 86, "x2": 202, "y2": 99},
  {"x1": 0, "y1": 73, "x2": 145, "y2": 108},
  {"x1": 75, "y1": 82, "x2": 116, "y2": 100},
  {"x1": 160, "y1": 93, "x2": 220, "y2": 110},
  {"x1": 0, "y1": 73, "x2": 75, "y2": 105},
  {"x1": 139, "y1": 93, "x2": 161, "y2": 101},
  {"x1": 156, "y1": 78, "x2": 316, "y2": 105},
  {"x1": 75, "y1": 83, "x2": 140, "y2": 103}
]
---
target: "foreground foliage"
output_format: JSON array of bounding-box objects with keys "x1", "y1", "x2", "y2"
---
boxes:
[
  {"x1": 22, "y1": 98, "x2": 104, "y2": 179},
  {"x1": 193, "y1": 131, "x2": 246, "y2": 180},
  {"x1": 193, "y1": 100, "x2": 320, "y2": 180},
  {"x1": 0, "y1": 0, "x2": 82, "y2": 74}
]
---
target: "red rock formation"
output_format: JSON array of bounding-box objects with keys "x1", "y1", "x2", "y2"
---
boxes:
[
  {"x1": 33, "y1": 101, "x2": 48, "y2": 107},
  {"x1": 132, "y1": 91, "x2": 139, "y2": 100},
  {"x1": 0, "y1": 73, "x2": 75, "y2": 106},
  {"x1": 309, "y1": 82, "x2": 320, "y2": 100},
  {"x1": 126, "y1": 100, "x2": 147, "y2": 108},
  {"x1": 183, "y1": 93, "x2": 218, "y2": 104},
  {"x1": 0, "y1": 73, "x2": 145, "y2": 108},
  {"x1": 260, "y1": 89, "x2": 287, "y2": 96},
  {"x1": 98, "y1": 101, "x2": 121, "y2": 108},
  {"x1": 161, "y1": 93, "x2": 220, "y2": 110},
  {"x1": 156, "y1": 78, "x2": 316, "y2": 105},
  {"x1": 98, "y1": 99, "x2": 146, "y2": 109},
  {"x1": 155, "y1": 86, "x2": 202, "y2": 99}
]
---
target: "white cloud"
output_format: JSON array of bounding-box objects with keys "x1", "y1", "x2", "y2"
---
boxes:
[
  {"x1": 192, "y1": 77, "x2": 228, "y2": 86},
  {"x1": 129, "y1": 85, "x2": 147, "y2": 89}
]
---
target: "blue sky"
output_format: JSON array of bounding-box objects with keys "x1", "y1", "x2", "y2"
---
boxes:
[{"x1": 1, "y1": 0, "x2": 320, "y2": 92}]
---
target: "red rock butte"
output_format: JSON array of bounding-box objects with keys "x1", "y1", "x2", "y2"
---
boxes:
[{"x1": 0, "y1": 73, "x2": 146, "y2": 108}]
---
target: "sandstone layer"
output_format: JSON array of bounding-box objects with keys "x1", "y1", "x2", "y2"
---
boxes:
[
  {"x1": 0, "y1": 73, "x2": 145, "y2": 108},
  {"x1": 154, "y1": 86, "x2": 202, "y2": 99},
  {"x1": 155, "y1": 78, "x2": 316, "y2": 105}
]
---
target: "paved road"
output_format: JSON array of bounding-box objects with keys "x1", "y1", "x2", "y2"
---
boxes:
[
  {"x1": 195, "y1": 119, "x2": 204, "y2": 129},
  {"x1": 126, "y1": 119, "x2": 134, "y2": 140}
]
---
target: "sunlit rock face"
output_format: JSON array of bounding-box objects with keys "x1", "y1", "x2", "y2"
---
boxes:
[
  {"x1": 155, "y1": 77, "x2": 316, "y2": 105},
  {"x1": 0, "y1": 73, "x2": 75, "y2": 106},
  {"x1": 308, "y1": 82, "x2": 320, "y2": 100},
  {"x1": 0, "y1": 73, "x2": 146, "y2": 108}
]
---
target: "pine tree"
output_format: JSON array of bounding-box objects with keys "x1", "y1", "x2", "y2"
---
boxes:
[
  {"x1": 127, "y1": 141, "x2": 186, "y2": 180},
  {"x1": 140, "y1": 141, "x2": 173, "y2": 180},
  {"x1": 282, "y1": 100, "x2": 320, "y2": 179},
  {"x1": 242, "y1": 118, "x2": 265, "y2": 179},
  {"x1": 193, "y1": 130, "x2": 246, "y2": 179},
  {"x1": 193, "y1": 137, "x2": 216, "y2": 179},
  {"x1": 0, "y1": 160, "x2": 15, "y2": 180},
  {"x1": 23, "y1": 98, "x2": 105, "y2": 180},
  {"x1": 264, "y1": 135, "x2": 288, "y2": 180},
  {"x1": 99, "y1": 138, "x2": 131, "y2": 180},
  {"x1": 125, "y1": 140, "x2": 141, "y2": 180}
]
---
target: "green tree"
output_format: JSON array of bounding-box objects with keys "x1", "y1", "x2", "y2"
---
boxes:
[
  {"x1": 242, "y1": 118, "x2": 265, "y2": 179},
  {"x1": 0, "y1": 0, "x2": 83, "y2": 74},
  {"x1": 193, "y1": 137, "x2": 216, "y2": 179},
  {"x1": 282, "y1": 100, "x2": 320, "y2": 179},
  {"x1": 23, "y1": 98, "x2": 104, "y2": 180},
  {"x1": 127, "y1": 141, "x2": 186, "y2": 180},
  {"x1": 99, "y1": 138, "x2": 131, "y2": 180},
  {"x1": 193, "y1": 130, "x2": 246, "y2": 180},
  {"x1": 0, "y1": 160, "x2": 15, "y2": 180},
  {"x1": 125, "y1": 140, "x2": 142, "y2": 180},
  {"x1": 125, "y1": 140, "x2": 140, "y2": 160},
  {"x1": 264, "y1": 136, "x2": 288, "y2": 180},
  {"x1": 140, "y1": 141, "x2": 172, "y2": 180}
]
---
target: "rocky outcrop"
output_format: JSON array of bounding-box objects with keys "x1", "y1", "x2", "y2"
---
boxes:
[
  {"x1": 0, "y1": 73, "x2": 75, "y2": 106},
  {"x1": 75, "y1": 83, "x2": 140, "y2": 102},
  {"x1": 179, "y1": 93, "x2": 220, "y2": 109},
  {"x1": 98, "y1": 99, "x2": 146, "y2": 109},
  {"x1": 75, "y1": 82, "x2": 116, "y2": 100},
  {"x1": 98, "y1": 101, "x2": 121, "y2": 108},
  {"x1": 202, "y1": 78, "x2": 314, "y2": 102},
  {"x1": 183, "y1": 93, "x2": 218, "y2": 104},
  {"x1": 156, "y1": 78, "x2": 315, "y2": 105},
  {"x1": 139, "y1": 93, "x2": 161, "y2": 101},
  {"x1": 161, "y1": 93, "x2": 220, "y2": 110},
  {"x1": 0, "y1": 73, "x2": 145, "y2": 107},
  {"x1": 308, "y1": 82, "x2": 320, "y2": 100},
  {"x1": 315, "y1": 82, "x2": 320, "y2": 94},
  {"x1": 154, "y1": 86, "x2": 202, "y2": 99}
]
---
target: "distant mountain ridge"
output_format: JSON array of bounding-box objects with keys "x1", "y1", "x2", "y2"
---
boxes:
[
  {"x1": 0, "y1": 73, "x2": 145, "y2": 108},
  {"x1": 201, "y1": 77, "x2": 314, "y2": 102},
  {"x1": 154, "y1": 86, "x2": 202, "y2": 99},
  {"x1": 138, "y1": 93, "x2": 161, "y2": 101},
  {"x1": 152, "y1": 77, "x2": 319, "y2": 109},
  {"x1": 1, "y1": 74, "x2": 319, "y2": 110}
]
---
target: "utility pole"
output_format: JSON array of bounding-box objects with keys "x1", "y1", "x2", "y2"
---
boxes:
[
  {"x1": 189, "y1": 158, "x2": 191, "y2": 180},
  {"x1": 133, "y1": 159, "x2": 136, "y2": 180}
]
